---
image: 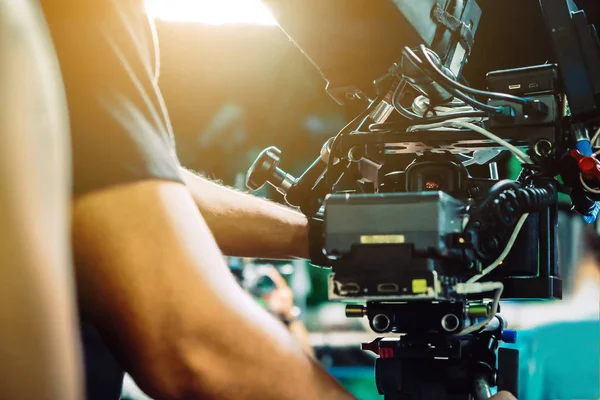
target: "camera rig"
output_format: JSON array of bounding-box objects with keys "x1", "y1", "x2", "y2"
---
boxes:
[{"x1": 246, "y1": 0, "x2": 600, "y2": 398}]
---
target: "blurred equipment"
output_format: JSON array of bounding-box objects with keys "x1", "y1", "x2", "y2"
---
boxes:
[
  {"x1": 247, "y1": 0, "x2": 600, "y2": 399},
  {"x1": 230, "y1": 259, "x2": 302, "y2": 322}
]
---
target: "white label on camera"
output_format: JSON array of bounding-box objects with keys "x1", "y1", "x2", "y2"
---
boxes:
[{"x1": 360, "y1": 235, "x2": 405, "y2": 244}]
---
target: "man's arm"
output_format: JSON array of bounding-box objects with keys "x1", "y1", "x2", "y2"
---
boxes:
[
  {"x1": 0, "y1": 1, "x2": 82, "y2": 399},
  {"x1": 72, "y1": 180, "x2": 353, "y2": 400},
  {"x1": 181, "y1": 168, "x2": 309, "y2": 259}
]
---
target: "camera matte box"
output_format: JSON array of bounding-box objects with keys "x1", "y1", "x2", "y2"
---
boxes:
[{"x1": 263, "y1": 0, "x2": 482, "y2": 102}]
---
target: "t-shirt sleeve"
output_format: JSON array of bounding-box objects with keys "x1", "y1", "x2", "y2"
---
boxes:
[{"x1": 42, "y1": 0, "x2": 183, "y2": 195}]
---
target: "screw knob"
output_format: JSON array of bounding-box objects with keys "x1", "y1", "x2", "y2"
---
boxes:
[{"x1": 246, "y1": 146, "x2": 284, "y2": 191}]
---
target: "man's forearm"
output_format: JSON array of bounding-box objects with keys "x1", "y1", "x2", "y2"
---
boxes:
[
  {"x1": 181, "y1": 168, "x2": 309, "y2": 259},
  {"x1": 72, "y1": 181, "x2": 353, "y2": 400}
]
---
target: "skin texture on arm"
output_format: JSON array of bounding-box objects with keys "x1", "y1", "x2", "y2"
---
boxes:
[
  {"x1": 0, "y1": 1, "x2": 82, "y2": 399},
  {"x1": 72, "y1": 180, "x2": 354, "y2": 400},
  {"x1": 181, "y1": 168, "x2": 309, "y2": 259}
]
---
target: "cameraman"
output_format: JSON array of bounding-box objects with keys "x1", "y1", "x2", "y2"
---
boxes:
[
  {"x1": 40, "y1": 1, "x2": 517, "y2": 399},
  {"x1": 40, "y1": 1, "x2": 351, "y2": 399}
]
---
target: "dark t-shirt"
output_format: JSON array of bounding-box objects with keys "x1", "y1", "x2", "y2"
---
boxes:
[
  {"x1": 42, "y1": 0, "x2": 182, "y2": 196},
  {"x1": 41, "y1": 1, "x2": 183, "y2": 399}
]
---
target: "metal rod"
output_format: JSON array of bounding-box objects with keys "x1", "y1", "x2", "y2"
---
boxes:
[
  {"x1": 549, "y1": 204, "x2": 559, "y2": 276},
  {"x1": 489, "y1": 162, "x2": 499, "y2": 180}
]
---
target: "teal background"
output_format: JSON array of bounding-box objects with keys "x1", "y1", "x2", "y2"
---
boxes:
[{"x1": 505, "y1": 320, "x2": 600, "y2": 400}]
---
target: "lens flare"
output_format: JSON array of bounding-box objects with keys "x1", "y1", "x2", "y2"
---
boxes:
[{"x1": 145, "y1": 0, "x2": 277, "y2": 26}]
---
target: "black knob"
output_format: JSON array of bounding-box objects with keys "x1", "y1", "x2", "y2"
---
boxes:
[{"x1": 246, "y1": 146, "x2": 286, "y2": 191}]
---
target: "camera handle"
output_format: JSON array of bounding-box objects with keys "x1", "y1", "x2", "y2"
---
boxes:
[{"x1": 246, "y1": 145, "x2": 333, "y2": 217}]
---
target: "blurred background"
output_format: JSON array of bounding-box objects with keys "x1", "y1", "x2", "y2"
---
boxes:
[{"x1": 121, "y1": 1, "x2": 600, "y2": 399}]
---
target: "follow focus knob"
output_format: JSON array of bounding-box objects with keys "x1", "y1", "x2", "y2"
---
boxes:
[{"x1": 246, "y1": 146, "x2": 296, "y2": 194}]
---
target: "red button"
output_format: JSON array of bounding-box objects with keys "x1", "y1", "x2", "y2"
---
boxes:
[
  {"x1": 570, "y1": 150, "x2": 600, "y2": 181},
  {"x1": 580, "y1": 157, "x2": 597, "y2": 173}
]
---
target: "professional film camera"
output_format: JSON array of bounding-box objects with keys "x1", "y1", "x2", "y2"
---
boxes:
[{"x1": 246, "y1": 1, "x2": 600, "y2": 399}]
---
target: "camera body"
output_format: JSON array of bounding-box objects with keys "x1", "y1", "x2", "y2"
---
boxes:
[
  {"x1": 325, "y1": 191, "x2": 466, "y2": 301},
  {"x1": 321, "y1": 151, "x2": 560, "y2": 304}
]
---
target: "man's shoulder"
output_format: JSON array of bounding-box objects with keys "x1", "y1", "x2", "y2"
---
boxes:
[{"x1": 40, "y1": 0, "x2": 182, "y2": 196}]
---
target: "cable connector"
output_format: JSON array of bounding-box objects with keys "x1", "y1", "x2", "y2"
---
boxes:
[
  {"x1": 583, "y1": 202, "x2": 600, "y2": 224},
  {"x1": 490, "y1": 105, "x2": 516, "y2": 121},
  {"x1": 455, "y1": 282, "x2": 504, "y2": 336},
  {"x1": 571, "y1": 149, "x2": 600, "y2": 181}
]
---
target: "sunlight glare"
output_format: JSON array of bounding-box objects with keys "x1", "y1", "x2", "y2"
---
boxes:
[{"x1": 146, "y1": 0, "x2": 277, "y2": 26}]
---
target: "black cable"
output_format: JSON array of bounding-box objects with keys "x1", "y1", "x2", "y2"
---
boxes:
[
  {"x1": 458, "y1": 75, "x2": 471, "y2": 87},
  {"x1": 424, "y1": 102, "x2": 438, "y2": 117},
  {"x1": 392, "y1": 81, "x2": 421, "y2": 120},
  {"x1": 418, "y1": 44, "x2": 533, "y2": 106},
  {"x1": 446, "y1": 88, "x2": 500, "y2": 114},
  {"x1": 395, "y1": 102, "x2": 421, "y2": 120},
  {"x1": 481, "y1": 180, "x2": 521, "y2": 208},
  {"x1": 442, "y1": 101, "x2": 469, "y2": 108},
  {"x1": 402, "y1": 47, "x2": 501, "y2": 114},
  {"x1": 392, "y1": 78, "x2": 488, "y2": 122}
]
